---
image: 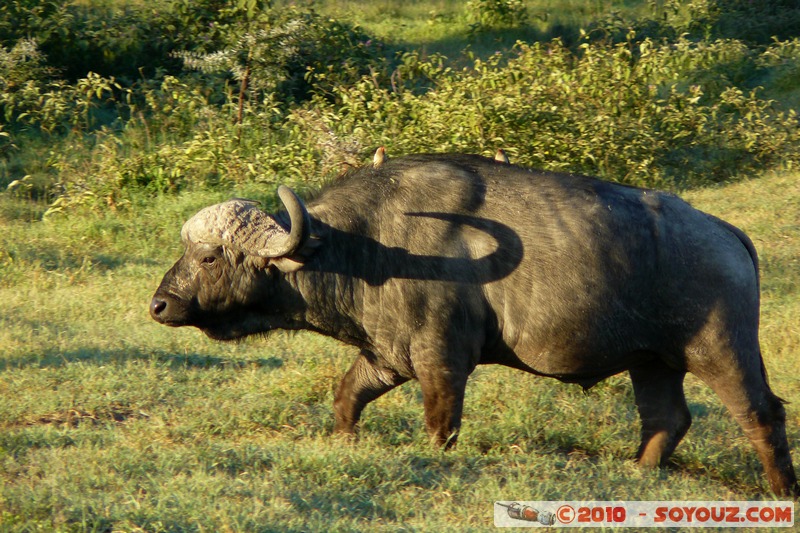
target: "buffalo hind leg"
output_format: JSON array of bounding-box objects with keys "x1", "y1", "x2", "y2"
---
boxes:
[
  {"x1": 629, "y1": 361, "x2": 692, "y2": 467},
  {"x1": 696, "y1": 361, "x2": 799, "y2": 497},
  {"x1": 333, "y1": 350, "x2": 409, "y2": 436},
  {"x1": 416, "y1": 364, "x2": 469, "y2": 449}
]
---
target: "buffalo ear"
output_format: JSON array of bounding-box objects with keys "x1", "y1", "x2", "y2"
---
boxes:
[
  {"x1": 265, "y1": 236, "x2": 322, "y2": 273},
  {"x1": 268, "y1": 256, "x2": 306, "y2": 273}
]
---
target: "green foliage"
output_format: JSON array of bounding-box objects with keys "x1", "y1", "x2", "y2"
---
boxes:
[
  {"x1": 582, "y1": 0, "x2": 800, "y2": 50},
  {"x1": 686, "y1": 0, "x2": 800, "y2": 44},
  {"x1": 0, "y1": 0, "x2": 170, "y2": 82},
  {"x1": 757, "y1": 38, "x2": 800, "y2": 96},
  {"x1": 0, "y1": 125, "x2": 13, "y2": 160},
  {"x1": 290, "y1": 37, "x2": 800, "y2": 188},
  {"x1": 0, "y1": 0, "x2": 60, "y2": 47},
  {"x1": 466, "y1": 0, "x2": 529, "y2": 32},
  {"x1": 0, "y1": 37, "x2": 53, "y2": 90},
  {"x1": 0, "y1": 38, "x2": 61, "y2": 131},
  {"x1": 1, "y1": 0, "x2": 799, "y2": 211},
  {"x1": 175, "y1": 6, "x2": 391, "y2": 103},
  {"x1": 0, "y1": 39, "x2": 123, "y2": 136}
]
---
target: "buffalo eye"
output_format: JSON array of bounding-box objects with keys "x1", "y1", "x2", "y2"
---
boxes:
[{"x1": 197, "y1": 247, "x2": 222, "y2": 267}]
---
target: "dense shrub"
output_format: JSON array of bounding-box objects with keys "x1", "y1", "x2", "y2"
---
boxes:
[
  {"x1": 757, "y1": 38, "x2": 800, "y2": 98},
  {"x1": 2, "y1": 1, "x2": 800, "y2": 212},
  {"x1": 175, "y1": 6, "x2": 392, "y2": 105},
  {"x1": 687, "y1": 0, "x2": 800, "y2": 44},
  {"x1": 0, "y1": 39, "x2": 122, "y2": 135},
  {"x1": 289, "y1": 37, "x2": 799, "y2": 188},
  {"x1": 0, "y1": 0, "x2": 173, "y2": 83},
  {"x1": 582, "y1": 0, "x2": 800, "y2": 56},
  {"x1": 0, "y1": 2, "x2": 390, "y2": 199},
  {"x1": 0, "y1": 0, "x2": 269, "y2": 83},
  {"x1": 466, "y1": 0, "x2": 529, "y2": 32}
]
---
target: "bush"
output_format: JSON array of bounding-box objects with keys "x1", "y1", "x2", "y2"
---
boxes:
[
  {"x1": 3, "y1": 2, "x2": 800, "y2": 214},
  {"x1": 0, "y1": 39, "x2": 122, "y2": 135},
  {"x1": 290, "y1": 37, "x2": 800, "y2": 188},
  {"x1": 466, "y1": 0, "x2": 529, "y2": 32},
  {"x1": 0, "y1": 0, "x2": 171, "y2": 83},
  {"x1": 175, "y1": 6, "x2": 392, "y2": 105},
  {"x1": 757, "y1": 38, "x2": 800, "y2": 96},
  {"x1": 687, "y1": 0, "x2": 800, "y2": 44}
]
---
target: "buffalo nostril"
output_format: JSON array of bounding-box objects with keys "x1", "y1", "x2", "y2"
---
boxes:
[{"x1": 150, "y1": 298, "x2": 167, "y2": 317}]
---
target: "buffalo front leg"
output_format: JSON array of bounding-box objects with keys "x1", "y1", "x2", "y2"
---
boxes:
[
  {"x1": 629, "y1": 360, "x2": 692, "y2": 467},
  {"x1": 333, "y1": 350, "x2": 409, "y2": 436}
]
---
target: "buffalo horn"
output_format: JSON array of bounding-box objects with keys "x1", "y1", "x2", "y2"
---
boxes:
[{"x1": 181, "y1": 185, "x2": 309, "y2": 258}]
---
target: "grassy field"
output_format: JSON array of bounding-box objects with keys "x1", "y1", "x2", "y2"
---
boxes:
[
  {"x1": 307, "y1": 0, "x2": 652, "y2": 58},
  {"x1": 1, "y1": 170, "x2": 798, "y2": 531},
  {"x1": 2, "y1": 0, "x2": 800, "y2": 531}
]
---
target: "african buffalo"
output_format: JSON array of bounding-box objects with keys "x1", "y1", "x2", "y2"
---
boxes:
[{"x1": 150, "y1": 152, "x2": 798, "y2": 496}]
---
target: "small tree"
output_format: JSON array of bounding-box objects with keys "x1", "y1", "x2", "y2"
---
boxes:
[{"x1": 174, "y1": 3, "x2": 387, "y2": 140}]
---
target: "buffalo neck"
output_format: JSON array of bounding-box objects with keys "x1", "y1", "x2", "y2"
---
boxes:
[{"x1": 286, "y1": 210, "x2": 376, "y2": 351}]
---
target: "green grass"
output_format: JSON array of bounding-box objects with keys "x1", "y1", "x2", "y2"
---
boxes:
[
  {"x1": 1, "y1": 171, "x2": 799, "y2": 531},
  {"x1": 306, "y1": 0, "x2": 652, "y2": 59}
]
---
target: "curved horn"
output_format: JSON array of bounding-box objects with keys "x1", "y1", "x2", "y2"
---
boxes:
[
  {"x1": 181, "y1": 185, "x2": 310, "y2": 258},
  {"x1": 272, "y1": 185, "x2": 310, "y2": 256}
]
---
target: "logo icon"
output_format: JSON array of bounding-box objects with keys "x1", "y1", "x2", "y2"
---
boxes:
[{"x1": 496, "y1": 502, "x2": 556, "y2": 525}]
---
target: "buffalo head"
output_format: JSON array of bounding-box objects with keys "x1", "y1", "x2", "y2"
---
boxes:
[{"x1": 149, "y1": 186, "x2": 312, "y2": 340}]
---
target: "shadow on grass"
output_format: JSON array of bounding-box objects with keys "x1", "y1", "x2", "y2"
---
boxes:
[
  {"x1": 663, "y1": 453, "x2": 769, "y2": 498},
  {"x1": 0, "y1": 346, "x2": 284, "y2": 372},
  {"x1": 400, "y1": 22, "x2": 582, "y2": 62},
  {"x1": 284, "y1": 454, "x2": 493, "y2": 524},
  {"x1": 3, "y1": 243, "x2": 158, "y2": 274}
]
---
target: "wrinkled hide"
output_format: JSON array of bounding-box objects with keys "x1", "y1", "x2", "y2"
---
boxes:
[{"x1": 151, "y1": 153, "x2": 799, "y2": 497}]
